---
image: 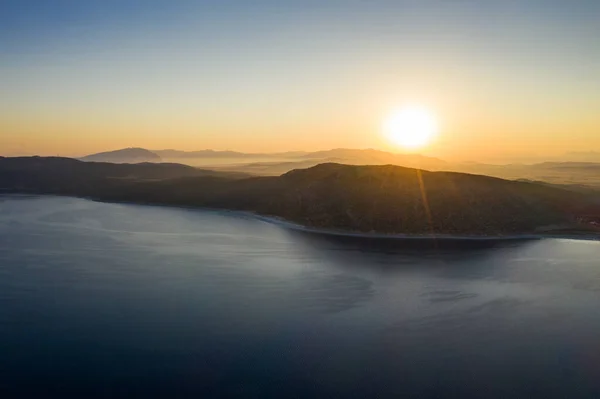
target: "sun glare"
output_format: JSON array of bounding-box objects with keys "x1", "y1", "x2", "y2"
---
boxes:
[{"x1": 384, "y1": 106, "x2": 438, "y2": 150}]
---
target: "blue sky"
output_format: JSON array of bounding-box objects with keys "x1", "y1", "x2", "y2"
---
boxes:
[{"x1": 1, "y1": 0, "x2": 599, "y2": 158}]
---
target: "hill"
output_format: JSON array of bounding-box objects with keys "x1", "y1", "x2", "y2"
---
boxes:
[
  {"x1": 3, "y1": 158, "x2": 596, "y2": 237},
  {"x1": 208, "y1": 163, "x2": 599, "y2": 236},
  {"x1": 152, "y1": 147, "x2": 445, "y2": 168},
  {"x1": 0, "y1": 157, "x2": 247, "y2": 196},
  {"x1": 81, "y1": 148, "x2": 162, "y2": 163},
  {"x1": 208, "y1": 148, "x2": 448, "y2": 175},
  {"x1": 75, "y1": 147, "x2": 600, "y2": 189},
  {"x1": 298, "y1": 148, "x2": 447, "y2": 167}
]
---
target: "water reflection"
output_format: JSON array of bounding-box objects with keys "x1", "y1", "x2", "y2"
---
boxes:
[
  {"x1": 2, "y1": 196, "x2": 600, "y2": 398},
  {"x1": 287, "y1": 227, "x2": 538, "y2": 252},
  {"x1": 283, "y1": 227, "x2": 539, "y2": 274}
]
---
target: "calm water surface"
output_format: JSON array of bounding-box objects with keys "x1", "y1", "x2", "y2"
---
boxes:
[{"x1": 1, "y1": 196, "x2": 600, "y2": 398}]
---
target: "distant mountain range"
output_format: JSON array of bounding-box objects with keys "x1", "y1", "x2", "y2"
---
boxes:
[
  {"x1": 80, "y1": 148, "x2": 162, "y2": 163},
  {"x1": 81, "y1": 147, "x2": 600, "y2": 165},
  {"x1": 79, "y1": 147, "x2": 600, "y2": 189},
  {"x1": 0, "y1": 156, "x2": 249, "y2": 191},
  {"x1": 1, "y1": 156, "x2": 599, "y2": 237},
  {"x1": 153, "y1": 149, "x2": 309, "y2": 159},
  {"x1": 81, "y1": 147, "x2": 448, "y2": 169}
]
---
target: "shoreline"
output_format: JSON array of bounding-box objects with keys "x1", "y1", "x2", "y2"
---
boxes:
[
  {"x1": 2, "y1": 193, "x2": 599, "y2": 242},
  {"x1": 250, "y1": 214, "x2": 545, "y2": 241}
]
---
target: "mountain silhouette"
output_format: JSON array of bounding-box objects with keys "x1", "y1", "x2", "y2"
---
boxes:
[{"x1": 81, "y1": 148, "x2": 162, "y2": 163}]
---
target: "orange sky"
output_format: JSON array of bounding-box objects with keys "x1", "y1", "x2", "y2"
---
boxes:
[{"x1": 1, "y1": 1, "x2": 599, "y2": 162}]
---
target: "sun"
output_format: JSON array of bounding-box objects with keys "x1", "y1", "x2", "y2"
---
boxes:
[{"x1": 383, "y1": 106, "x2": 438, "y2": 150}]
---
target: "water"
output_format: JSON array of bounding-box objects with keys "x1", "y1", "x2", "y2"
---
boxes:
[{"x1": 1, "y1": 195, "x2": 600, "y2": 398}]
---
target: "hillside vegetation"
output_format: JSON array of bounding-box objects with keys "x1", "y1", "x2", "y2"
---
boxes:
[
  {"x1": 3, "y1": 158, "x2": 596, "y2": 236},
  {"x1": 0, "y1": 157, "x2": 247, "y2": 196}
]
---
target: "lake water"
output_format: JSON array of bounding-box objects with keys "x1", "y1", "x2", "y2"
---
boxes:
[{"x1": 1, "y1": 196, "x2": 600, "y2": 398}]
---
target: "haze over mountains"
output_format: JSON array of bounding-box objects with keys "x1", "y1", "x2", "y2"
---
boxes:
[
  {"x1": 79, "y1": 147, "x2": 600, "y2": 189},
  {"x1": 81, "y1": 147, "x2": 446, "y2": 168},
  {"x1": 154, "y1": 149, "x2": 310, "y2": 160}
]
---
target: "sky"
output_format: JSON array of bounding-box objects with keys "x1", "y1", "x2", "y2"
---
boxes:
[{"x1": 1, "y1": 0, "x2": 599, "y2": 161}]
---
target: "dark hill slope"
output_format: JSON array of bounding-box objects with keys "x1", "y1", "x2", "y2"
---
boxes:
[
  {"x1": 1, "y1": 159, "x2": 597, "y2": 236},
  {"x1": 96, "y1": 163, "x2": 598, "y2": 236},
  {"x1": 233, "y1": 164, "x2": 590, "y2": 235},
  {"x1": 0, "y1": 157, "x2": 247, "y2": 196}
]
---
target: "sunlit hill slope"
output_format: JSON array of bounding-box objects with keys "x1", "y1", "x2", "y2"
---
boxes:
[{"x1": 1, "y1": 157, "x2": 598, "y2": 236}]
